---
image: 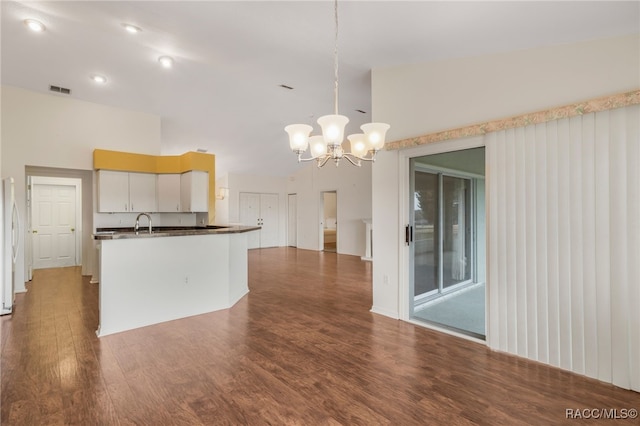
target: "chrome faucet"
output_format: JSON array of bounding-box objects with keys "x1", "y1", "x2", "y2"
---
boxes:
[{"x1": 135, "y1": 212, "x2": 152, "y2": 234}]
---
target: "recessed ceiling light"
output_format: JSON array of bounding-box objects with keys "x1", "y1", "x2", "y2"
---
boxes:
[
  {"x1": 158, "y1": 56, "x2": 174, "y2": 69},
  {"x1": 24, "y1": 19, "x2": 45, "y2": 32},
  {"x1": 122, "y1": 23, "x2": 142, "y2": 34},
  {"x1": 90, "y1": 74, "x2": 107, "y2": 84}
]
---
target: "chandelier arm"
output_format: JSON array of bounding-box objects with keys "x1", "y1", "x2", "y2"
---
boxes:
[
  {"x1": 317, "y1": 155, "x2": 332, "y2": 168},
  {"x1": 355, "y1": 156, "x2": 374, "y2": 163},
  {"x1": 342, "y1": 154, "x2": 362, "y2": 167},
  {"x1": 297, "y1": 153, "x2": 323, "y2": 163},
  {"x1": 353, "y1": 150, "x2": 379, "y2": 162}
]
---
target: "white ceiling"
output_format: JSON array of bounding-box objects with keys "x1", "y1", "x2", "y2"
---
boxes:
[{"x1": 2, "y1": 1, "x2": 638, "y2": 178}]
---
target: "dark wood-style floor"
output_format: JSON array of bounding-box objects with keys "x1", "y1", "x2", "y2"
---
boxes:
[{"x1": 1, "y1": 248, "x2": 637, "y2": 425}]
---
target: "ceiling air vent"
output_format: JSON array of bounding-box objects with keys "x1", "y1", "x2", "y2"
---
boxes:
[{"x1": 49, "y1": 85, "x2": 71, "y2": 95}]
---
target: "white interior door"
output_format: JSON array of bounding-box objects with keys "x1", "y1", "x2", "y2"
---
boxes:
[
  {"x1": 32, "y1": 184, "x2": 77, "y2": 269},
  {"x1": 240, "y1": 192, "x2": 261, "y2": 249},
  {"x1": 287, "y1": 194, "x2": 297, "y2": 247},
  {"x1": 259, "y1": 194, "x2": 279, "y2": 248},
  {"x1": 240, "y1": 192, "x2": 279, "y2": 249}
]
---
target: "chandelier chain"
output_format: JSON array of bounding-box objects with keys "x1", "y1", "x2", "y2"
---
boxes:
[{"x1": 334, "y1": 0, "x2": 339, "y2": 115}]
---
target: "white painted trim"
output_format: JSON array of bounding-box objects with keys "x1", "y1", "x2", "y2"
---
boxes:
[
  {"x1": 370, "y1": 306, "x2": 400, "y2": 320},
  {"x1": 404, "y1": 318, "x2": 486, "y2": 346}
]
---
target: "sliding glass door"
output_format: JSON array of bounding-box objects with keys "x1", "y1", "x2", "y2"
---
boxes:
[
  {"x1": 409, "y1": 149, "x2": 485, "y2": 338},
  {"x1": 413, "y1": 171, "x2": 439, "y2": 298},
  {"x1": 442, "y1": 175, "x2": 472, "y2": 289},
  {"x1": 411, "y1": 167, "x2": 473, "y2": 301}
]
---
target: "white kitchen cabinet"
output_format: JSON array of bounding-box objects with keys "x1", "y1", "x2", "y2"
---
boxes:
[
  {"x1": 181, "y1": 171, "x2": 209, "y2": 212},
  {"x1": 97, "y1": 170, "x2": 130, "y2": 212},
  {"x1": 157, "y1": 174, "x2": 181, "y2": 212},
  {"x1": 97, "y1": 170, "x2": 157, "y2": 212},
  {"x1": 129, "y1": 172, "x2": 157, "y2": 212}
]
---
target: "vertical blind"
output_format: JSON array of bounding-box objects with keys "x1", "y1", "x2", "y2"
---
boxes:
[{"x1": 485, "y1": 104, "x2": 639, "y2": 391}]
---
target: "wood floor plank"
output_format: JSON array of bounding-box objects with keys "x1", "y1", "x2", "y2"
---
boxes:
[{"x1": 1, "y1": 251, "x2": 638, "y2": 425}]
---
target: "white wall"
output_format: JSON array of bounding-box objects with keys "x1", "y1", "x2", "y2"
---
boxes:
[
  {"x1": 371, "y1": 34, "x2": 640, "y2": 389},
  {"x1": 212, "y1": 165, "x2": 371, "y2": 257},
  {"x1": 374, "y1": 34, "x2": 640, "y2": 141},
  {"x1": 1, "y1": 86, "x2": 161, "y2": 290},
  {"x1": 214, "y1": 173, "x2": 230, "y2": 225},
  {"x1": 288, "y1": 161, "x2": 372, "y2": 257}
]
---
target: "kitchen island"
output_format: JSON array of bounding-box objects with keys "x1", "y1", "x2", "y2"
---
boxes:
[{"x1": 93, "y1": 225, "x2": 259, "y2": 336}]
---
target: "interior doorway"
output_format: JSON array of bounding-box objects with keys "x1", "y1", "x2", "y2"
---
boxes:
[
  {"x1": 321, "y1": 191, "x2": 337, "y2": 252},
  {"x1": 29, "y1": 176, "x2": 82, "y2": 270},
  {"x1": 409, "y1": 148, "x2": 486, "y2": 339}
]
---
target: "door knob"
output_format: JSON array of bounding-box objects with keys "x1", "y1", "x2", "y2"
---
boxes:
[
  {"x1": 32, "y1": 230, "x2": 38, "y2": 234},
  {"x1": 71, "y1": 228, "x2": 75, "y2": 232}
]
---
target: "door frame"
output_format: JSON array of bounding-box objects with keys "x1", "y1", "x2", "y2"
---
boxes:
[
  {"x1": 28, "y1": 176, "x2": 82, "y2": 273},
  {"x1": 399, "y1": 136, "x2": 486, "y2": 339},
  {"x1": 319, "y1": 190, "x2": 337, "y2": 252}
]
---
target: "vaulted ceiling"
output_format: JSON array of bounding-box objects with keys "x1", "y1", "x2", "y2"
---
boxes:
[{"x1": 2, "y1": 1, "x2": 638, "y2": 177}]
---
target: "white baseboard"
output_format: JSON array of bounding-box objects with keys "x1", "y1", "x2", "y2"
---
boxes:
[{"x1": 370, "y1": 306, "x2": 399, "y2": 319}]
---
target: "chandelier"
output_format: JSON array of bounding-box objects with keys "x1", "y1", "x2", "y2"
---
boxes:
[{"x1": 284, "y1": 0, "x2": 390, "y2": 167}]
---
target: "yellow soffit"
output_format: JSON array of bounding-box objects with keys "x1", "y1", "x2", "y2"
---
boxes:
[{"x1": 93, "y1": 149, "x2": 214, "y2": 174}]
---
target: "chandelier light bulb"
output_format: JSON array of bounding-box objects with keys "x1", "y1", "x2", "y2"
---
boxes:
[
  {"x1": 347, "y1": 134, "x2": 368, "y2": 158},
  {"x1": 361, "y1": 123, "x2": 390, "y2": 151},
  {"x1": 310, "y1": 136, "x2": 328, "y2": 157},
  {"x1": 285, "y1": 124, "x2": 313, "y2": 152},
  {"x1": 317, "y1": 114, "x2": 349, "y2": 147}
]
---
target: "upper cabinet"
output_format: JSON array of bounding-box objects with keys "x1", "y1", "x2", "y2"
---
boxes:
[
  {"x1": 181, "y1": 171, "x2": 209, "y2": 212},
  {"x1": 97, "y1": 170, "x2": 209, "y2": 213},
  {"x1": 97, "y1": 170, "x2": 129, "y2": 212},
  {"x1": 157, "y1": 174, "x2": 181, "y2": 212},
  {"x1": 97, "y1": 170, "x2": 157, "y2": 213},
  {"x1": 129, "y1": 173, "x2": 157, "y2": 212}
]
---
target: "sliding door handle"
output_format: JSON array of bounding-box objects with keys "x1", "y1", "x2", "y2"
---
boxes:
[{"x1": 405, "y1": 225, "x2": 413, "y2": 245}]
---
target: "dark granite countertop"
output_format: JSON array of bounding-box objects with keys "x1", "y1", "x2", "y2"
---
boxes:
[{"x1": 93, "y1": 225, "x2": 261, "y2": 240}]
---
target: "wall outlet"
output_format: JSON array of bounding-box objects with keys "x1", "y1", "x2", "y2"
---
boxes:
[
  {"x1": 383, "y1": 274, "x2": 389, "y2": 285},
  {"x1": 184, "y1": 276, "x2": 189, "y2": 284}
]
